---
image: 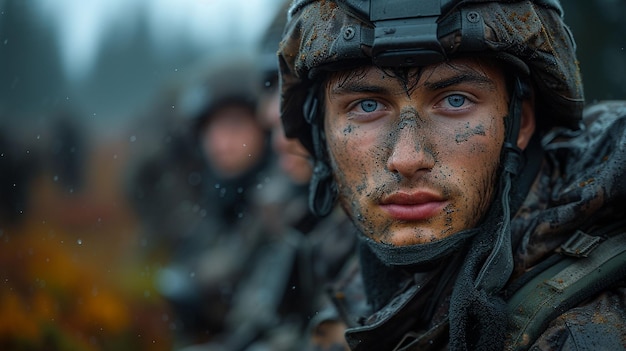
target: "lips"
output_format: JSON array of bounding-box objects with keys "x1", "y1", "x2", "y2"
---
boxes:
[{"x1": 380, "y1": 191, "x2": 446, "y2": 221}]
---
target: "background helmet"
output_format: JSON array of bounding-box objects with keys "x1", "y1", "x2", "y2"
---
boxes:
[
  {"x1": 179, "y1": 56, "x2": 262, "y2": 137},
  {"x1": 258, "y1": 1, "x2": 292, "y2": 89},
  {"x1": 278, "y1": 0, "x2": 585, "y2": 155}
]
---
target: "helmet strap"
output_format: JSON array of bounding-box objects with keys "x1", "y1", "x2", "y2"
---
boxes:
[
  {"x1": 303, "y1": 84, "x2": 337, "y2": 217},
  {"x1": 474, "y1": 76, "x2": 530, "y2": 293}
]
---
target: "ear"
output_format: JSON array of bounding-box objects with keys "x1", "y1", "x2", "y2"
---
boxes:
[{"x1": 516, "y1": 98, "x2": 535, "y2": 150}]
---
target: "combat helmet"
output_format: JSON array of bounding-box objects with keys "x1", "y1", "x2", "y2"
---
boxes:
[
  {"x1": 278, "y1": 0, "x2": 584, "y2": 156},
  {"x1": 179, "y1": 56, "x2": 262, "y2": 137},
  {"x1": 258, "y1": 1, "x2": 292, "y2": 90}
]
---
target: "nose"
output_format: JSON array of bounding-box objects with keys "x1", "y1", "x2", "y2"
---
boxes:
[{"x1": 386, "y1": 117, "x2": 435, "y2": 178}]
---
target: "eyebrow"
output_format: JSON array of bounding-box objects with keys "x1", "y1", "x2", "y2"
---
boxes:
[
  {"x1": 423, "y1": 72, "x2": 495, "y2": 91},
  {"x1": 329, "y1": 82, "x2": 392, "y2": 96},
  {"x1": 328, "y1": 70, "x2": 496, "y2": 96}
]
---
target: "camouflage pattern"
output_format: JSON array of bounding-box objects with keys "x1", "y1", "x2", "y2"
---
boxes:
[
  {"x1": 511, "y1": 100, "x2": 626, "y2": 349},
  {"x1": 511, "y1": 101, "x2": 626, "y2": 274}
]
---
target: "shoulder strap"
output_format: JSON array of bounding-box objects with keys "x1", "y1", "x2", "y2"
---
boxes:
[{"x1": 505, "y1": 229, "x2": 626, "y2": 351}]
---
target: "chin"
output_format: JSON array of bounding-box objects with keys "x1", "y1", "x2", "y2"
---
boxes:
[{"x1": 382, "y1": 226, "x2": 446, "y2": 246}]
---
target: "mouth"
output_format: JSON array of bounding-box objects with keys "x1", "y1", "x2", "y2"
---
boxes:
[{"x1": 379, "y1": 191, "x2": 447, "y2": 221}]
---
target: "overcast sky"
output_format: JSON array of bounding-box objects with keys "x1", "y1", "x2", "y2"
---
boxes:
[
  {"x1": 0, "y1": 0, "x2": 286, "y2": 136},
  {"x1": 31, "y1": 0, "x2": 281, "y2": 82}
]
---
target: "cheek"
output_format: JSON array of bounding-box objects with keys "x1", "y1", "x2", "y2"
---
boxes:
[
  {"x1": 446, "y1": 115, "x2": 502, "y2": 219},
  {"x1": 325, "y1": 121, "x2": 374, "y2": 218},
  {"x1": 326, "y1": 123, "x2": 364, "y2": 189},
  {"x1": 446, "y1": 114, "x2": 503, "y2": 155}
]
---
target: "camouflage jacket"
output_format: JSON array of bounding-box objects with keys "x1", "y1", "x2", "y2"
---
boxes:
[{"x1": 508, "y1": 101, "x2": 626, "y2": 350}]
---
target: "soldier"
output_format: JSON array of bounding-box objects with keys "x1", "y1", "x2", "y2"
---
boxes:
[
  {"x1": 153, "y1": 56, "x2": 275, "y2": 347},
  {"x1": 192, "y1": 4, "x2": 358, "y2": 350},
  {"x1": 277, "y1": 0, "x2": 626, "y2": 350}
]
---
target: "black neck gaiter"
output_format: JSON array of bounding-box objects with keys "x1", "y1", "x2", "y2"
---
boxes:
[{"x1": 360, "y1": 199, "x2": 508, "y2": 351}]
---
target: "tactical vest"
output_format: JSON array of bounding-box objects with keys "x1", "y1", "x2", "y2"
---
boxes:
[
  {"x1": 342, "y1": 223, "x2": 626, "y2": 351},
  {"x1": 505, "y1": 224, "x2": 626, "y2": 350}
]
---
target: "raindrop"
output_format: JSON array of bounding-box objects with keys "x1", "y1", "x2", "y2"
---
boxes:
[
  {"x1": 77, "y1": 239, "x2": 82, "y2": 245},
  {"x1": 130, "y1": 135, "x2": 137, "y2": 142},
  {"x1": 53, "y1": 175, "x2": 58, "y2": 181}
]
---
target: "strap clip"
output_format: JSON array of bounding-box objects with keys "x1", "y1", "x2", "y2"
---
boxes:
[{"x1": 560, "y1": 230, "x2": 603, "y2": 258}]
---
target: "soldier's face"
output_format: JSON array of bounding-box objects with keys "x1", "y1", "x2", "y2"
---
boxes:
[
  {"x1": 323, "y1": 58, "x2": 534, "y2": 246},
  {"x1": 201, "y1": 105, "x2": 267, "y2": 179}
]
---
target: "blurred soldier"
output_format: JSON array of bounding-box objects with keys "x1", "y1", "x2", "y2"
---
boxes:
[
  {"x1": 180, "y1": 4, "x2": 358, "y2": 351},
  {"x1": 150, "y1": 55, "x2": 275, "y2": 346}
]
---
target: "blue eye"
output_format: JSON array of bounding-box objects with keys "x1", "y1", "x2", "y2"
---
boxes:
[
  {"x1": 447, "y1": 95, "x2": 465, "y2": 108},
  {"x1": 360, "y1": 100, "x2": 378, "y2": 112}
]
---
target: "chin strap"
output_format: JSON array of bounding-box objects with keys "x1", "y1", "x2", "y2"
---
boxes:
[
  {"x1": 474, "y1": 76, "x2": 529, "y2": 294},
  {"x1": 303, "y1": 84, "x2": 337, "y2": 217}
]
